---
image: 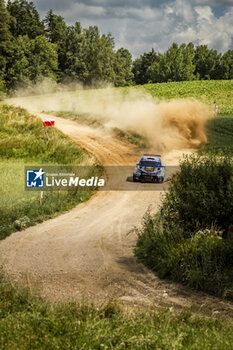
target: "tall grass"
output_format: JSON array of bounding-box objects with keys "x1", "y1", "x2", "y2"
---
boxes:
[
  {"x1": 0, "y1": 105, "x2": 88, "y2": 163},
  {"x1": 0, "y1": 275, "x2": 233, "y2": 349}
]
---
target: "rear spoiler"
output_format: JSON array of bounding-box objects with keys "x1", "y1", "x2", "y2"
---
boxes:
[{"x1": 143, "y1": 154, "x2": 161, "y2": 157}]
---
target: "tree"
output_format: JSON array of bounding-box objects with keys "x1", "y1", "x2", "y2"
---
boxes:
[
  {"x1": 6, "y1": 35, "x2": 58, "y2": 91},
  {"x1": 194, "y1": 45, "x2": 221, "y2": 80},
  {"x1": 44, "y1": 10, "x2": 68, "y2": 78},
  {"x1": 82, "y1": 26, "x2": 116, "y2": 85},
  {"x1": 147, "y1": 43, "x2": 195, "y2": 83},
  {"x1": 114, "y1": 48, "x2": 134, "y2": 86},
  {"x1": 7, "y1": 0, "x2": 44, "y2": 39},
  {"x1": 63, "y1": 23, "x2": 88, "y2": 83},
  {"x1": 220, "y1": 50, "x2": 233, "y2": 80},
  {"x1": 132, "y1": 49, "x2": 158, "y2": 84},
  {"x1": 0, "y1": 0, "x2": 13, "y2": 97}
]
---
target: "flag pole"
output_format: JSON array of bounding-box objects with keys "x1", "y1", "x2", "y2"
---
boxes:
[
  {"x1": 41, "y1": 118, "x2": 55, "y2": 203},
  {"x1": 44, "y1": 125, "x2": 49, "y2": 140}
]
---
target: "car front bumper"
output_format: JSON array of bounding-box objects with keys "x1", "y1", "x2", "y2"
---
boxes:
[{"x1": 133, "y1": 173, "x2": 163, "y2": 182}]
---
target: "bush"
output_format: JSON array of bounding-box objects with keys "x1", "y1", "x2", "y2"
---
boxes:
[
  {"x1": 135, "y1": 154, "x2": 233, "y2": 298},
  {"x1": 163, "y1": 154, "x2": 233, "y2": 235}
]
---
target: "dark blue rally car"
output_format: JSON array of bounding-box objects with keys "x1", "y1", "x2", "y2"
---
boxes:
[{"x1": 133, "y1": 154, "x2": 165, "y2": 182}]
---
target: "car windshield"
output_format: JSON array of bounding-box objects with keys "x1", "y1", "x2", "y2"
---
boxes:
[{"x1": 139, "y1": 161, "x2": 161, "y2": 168}]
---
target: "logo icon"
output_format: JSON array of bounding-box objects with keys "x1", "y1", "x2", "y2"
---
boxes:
[{"x1": 26, "y1": 169, "x2": 45, "y2": 188}]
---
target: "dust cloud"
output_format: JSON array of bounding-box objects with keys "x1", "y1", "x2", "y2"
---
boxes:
[{"x1": 8, "y1": 85, "x2": 213, "y2": 152}]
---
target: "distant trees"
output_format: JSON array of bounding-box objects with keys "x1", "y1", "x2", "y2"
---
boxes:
[
  {"x1": 0, "y1": 0, "x2": 134, "y2": 94},
  {"x1": 193, "y1": 45, "x2": 221, "y2": 80},
  {"x1": 0, "y1": 0, "x2": 233, "y2": 97},
  {"x1": 132, "y1": 49, "x2": 158, "y2": 84},
  {"x1": 132, "y1": 43, "x2": 233, "y2": 85},
  {"x1": 146, "y1": 43, "x2": 195, "y2": 83},
  {"x1": 114, "y1": 48, "x2": 134, "y2": 86},
  {"x1": 219, "y1": 50, "x2": 233, "y2": 80}
]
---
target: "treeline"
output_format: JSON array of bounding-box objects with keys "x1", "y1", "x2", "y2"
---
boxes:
[
  {"x1": 133, "y1": 43, "x2": 233, "y2": 84},
  {"x1": 0, "y1": 0, "x2": 233, "y2": 98},
  {"x1": 0, "y1": 0, "x2": 133, "y2": 96}
]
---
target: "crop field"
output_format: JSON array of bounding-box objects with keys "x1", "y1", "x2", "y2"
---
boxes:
[
  {"x1": 200, "y1": 115, "x2": 233, "y2": 154},
  {"x1": 0, "y1": 104, "x2": 95, "y2": 240},
  {"x1": 140, "y1": 80, "x2": 233, "y2": 115}
]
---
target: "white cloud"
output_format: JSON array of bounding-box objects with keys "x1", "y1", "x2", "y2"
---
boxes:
[
  {"x1": 173, "y1": 0, "x2": 195, "y2": 22},
  {"x1": 33, "y1": 0, "x2": 233, "y2": 57},
  {"x1": 195, "y1": 6, "x2": 214, "y2": 23},
  {"x1": 193, "y1": 8, "x2": 233, "y2": 51}
]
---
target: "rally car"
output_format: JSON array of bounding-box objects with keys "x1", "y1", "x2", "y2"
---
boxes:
[{"x1": 133, "y1": 154, "x2": 165, "y2": 183}]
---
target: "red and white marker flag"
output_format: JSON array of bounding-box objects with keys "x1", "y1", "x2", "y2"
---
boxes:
[{"x1": 42, "y1": 118, "x2": 55, "y2": 126}]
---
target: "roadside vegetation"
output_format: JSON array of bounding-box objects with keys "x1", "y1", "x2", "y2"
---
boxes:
[
  {"x1": 134, "y1": 83, "x2": 233, "y2": 299},
  {"x1": 45, "y1": 110, "x2": 103, "y2": 128},
  {"x1": 46, "y1": 110, "x2": 148, "y2": 148},
  {"x1": 0, "y1": 104, "x2": 96, "y2": 240},
  {"x1": 135, "y1": 154, "x2": 233, "y2": 299},
  {"x1": 0, "y1": 275, "x2": 233, "y2": 349}
]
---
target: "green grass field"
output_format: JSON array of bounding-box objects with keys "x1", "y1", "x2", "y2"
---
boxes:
[{"x1": 0, "y1": 104, "x2": 96, "y2": 240}]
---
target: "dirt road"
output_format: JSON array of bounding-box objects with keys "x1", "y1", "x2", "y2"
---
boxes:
[{"x1": 1, "y1": 114, "x2": 233, "y2": 315}]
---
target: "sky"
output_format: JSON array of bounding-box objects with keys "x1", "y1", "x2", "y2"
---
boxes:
[{"x1": 33, "y1": 0, "x2": 233, "y2": 58}]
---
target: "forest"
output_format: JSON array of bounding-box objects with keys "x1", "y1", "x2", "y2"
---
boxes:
[{"x1": 0, "y1": 0, "x2": 233, "y2": 97}]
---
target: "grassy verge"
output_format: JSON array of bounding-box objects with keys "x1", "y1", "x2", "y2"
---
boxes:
[
  {"x1": 135, "y1": 154, "x2": 233, "y2": 299},
  {"x1": 0, "y1": 104, "x2": 97, "y2": 240},
  {"x1": 112, "y1": 127, "x2": 148, "y2": 148},
  {"x1": 46, "y1": 110, "x2": 149, "y2": 148},
  {"x1": 45, "y1": 110, "x2": 103, "y2": 128},
  {"x1": 0, "y1": 275, "x2": 233, "y2": 349}
]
